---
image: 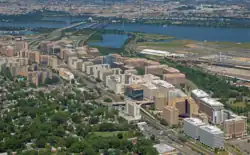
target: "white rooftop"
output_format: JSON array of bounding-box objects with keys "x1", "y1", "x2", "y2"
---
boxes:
[
  {"x1": 153, "y1": 144, "x2": 175, "y2": 154},
  {"x1": 191, "y1": 89, "x2": 209, "y2": 98},
  {"x1": 184, "y1": 117, "x2": 205, "y2": 126},
  {"x1": 141, "y1": 49, "x2": 170, "y2": 55},
  {"x1": 142, "y1": 83, "x2": 158, "y2": 90},
  {"x1": 200, "y1": 125, "x2": 224, "y2": 134},
  {"x1": 152, "y1": 80, "x2": 174, "y2": 89},
  {"x1": 201, "y1": 97, "x2": 224, "y2": 107}
]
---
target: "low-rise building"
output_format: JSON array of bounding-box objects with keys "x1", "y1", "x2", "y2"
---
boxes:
[{"x1": 59, "y1": 68, "x2": 74, "y2": 81}]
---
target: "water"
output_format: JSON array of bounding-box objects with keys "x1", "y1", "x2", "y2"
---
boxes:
[
  {"x1": 0, "y1": 16, "x2": 250, "y2": 42},
  {"x1": 105, "y1": 23, "x2": 250, "y2": 42},
  {"x1": 88, "y1": 34, "x2": 129, "y2": 48},
  {"x1": 0, "y1": 21, "x2": 69, "y2": 29}
]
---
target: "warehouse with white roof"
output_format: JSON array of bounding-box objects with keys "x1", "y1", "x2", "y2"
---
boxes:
[{"x1": 140, "y1": 49, "x2": 170, "y2": 57}]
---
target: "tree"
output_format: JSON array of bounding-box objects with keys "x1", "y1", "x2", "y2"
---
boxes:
[
  {"x1": 117, "y1": 133, "x2": 123, "y2": 139},
  {"x1": 103, "y1": 98, "x2": 112, "y2": 103},
  {"x1": 89, "y1": 117, "x2": 99, "y2": 124}
]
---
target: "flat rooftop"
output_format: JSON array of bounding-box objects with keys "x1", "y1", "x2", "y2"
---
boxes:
[
  {"x1": 141, "y1": 49, "x2": 170, "y2": 55},
  {"x1": 191, "y1": 89, "x2": 209, "y2": 98},
  {"x1": 184, "y1": 117, "x2": 205, "y2": 126},
  {"x1": 200, "y1": 125, "x2": 224, "y2": 134},
  {"x1": 153, "y1": 143, "x2": 175, "y2": 154},
  {"x1": 201, "y1": 97, "x2": 224, "y2": 107},
  {"x1": 142, "y1": 83, "x2": 158, "y2": 90},
  {"x1": 152, "y1": 80, "x2": 174, "y2": 89}
]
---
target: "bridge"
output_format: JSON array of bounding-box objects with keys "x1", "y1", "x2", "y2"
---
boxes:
[{"x1": 54, "y1": 21, "x2": 86, "y2": 32}]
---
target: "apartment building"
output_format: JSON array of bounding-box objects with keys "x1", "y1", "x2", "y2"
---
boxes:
[
  {"x1": 48, "y1": 55, "x2": 58, "y2": 69},
  {"x1": 28, "y1": 51, "x2": 40, "y2": 64},
  {"x1": 162, "y1": 106, "x2": 179, "y2": 126},
  {"x1": 68, "y1": 56, "x2": 82, "y2": 70},
  {"x1": 124, "y1": 100, "x2": 141, "y2": 120},
  {"x1": 163, "y1": 67, "x2": 180, "y2": 74},
  {"x1": 14, "y1": 40, "x2": 28, "y2": 55},
  {"x1": 86, "y1": 64, "x2": 109, "y2": 75},
  {"x1": 163, "y1": 73, "x2": 186, "y2": 85},
  {"x1": 144, "y1": 64, "x2": 168, "y2": 76},
  {"x1": 141, "y1": 82, "x2": 159, "y2": 100},
  {"x1": 82, "y1": 61, "x2": 93, "y2": 72},
  {"x1": 152, "y1": 80, "x2": 175, "y2": 97},
  {"x1": 224, "y1": 115, "x2": 247, "y2": 139},
  {"x1": 40, "y1": 55, "x2": 49, "y2": 65}
]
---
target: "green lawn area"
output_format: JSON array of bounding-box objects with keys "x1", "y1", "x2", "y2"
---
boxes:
[
  {"x1": 231, "y1": 102, "x2": 247, "y2": 108},
  {"x1": 92, "y1": 131, "x2": 135, "y2": 138}
]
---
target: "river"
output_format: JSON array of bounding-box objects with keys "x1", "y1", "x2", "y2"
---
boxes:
[{"x1": 0, "y1": 17, "x2": 249, "y2": 42}]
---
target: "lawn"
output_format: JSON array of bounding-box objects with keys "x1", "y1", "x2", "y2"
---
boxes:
[{"x1": 231, "y1": 102, "x2": 247, "y2": 108}]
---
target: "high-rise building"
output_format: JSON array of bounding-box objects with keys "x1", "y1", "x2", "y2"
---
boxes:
[
  {"x1": 124, "y1": 100, "x2": 141, "y2": 119},
  {"x1": 48, "y1": 55, "x2": 58, "y2": 69},
  {"x1": 40, "y1": 55, "x2": 49, "y2": 65},
  {"x1": 28, "y1": 51, "x2": 40, "y2": 64},
  {"x1": 162, "y1": 106, "x2": 179, "y2": 126}
]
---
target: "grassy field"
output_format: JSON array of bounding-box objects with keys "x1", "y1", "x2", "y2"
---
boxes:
[{"x1": 231, "y1": 102, "x2": 247, "y2": 108}]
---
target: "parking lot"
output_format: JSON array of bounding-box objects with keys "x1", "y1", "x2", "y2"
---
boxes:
[{"x1": 228, "y1": 138, "x2": 250, "y2": 155}]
